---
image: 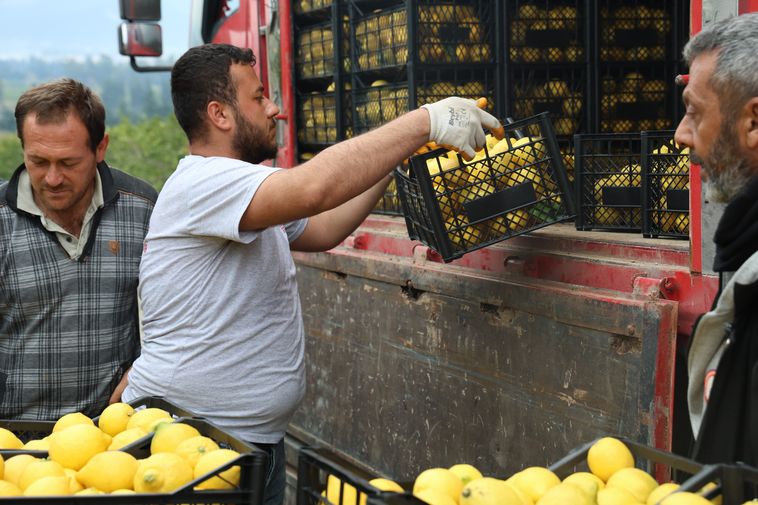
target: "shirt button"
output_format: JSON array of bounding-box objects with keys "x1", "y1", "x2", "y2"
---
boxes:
[{"x1": 66, "y1": 237, "x2": 72, "y2": 242}]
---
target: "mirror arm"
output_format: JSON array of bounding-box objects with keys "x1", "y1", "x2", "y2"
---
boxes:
[{"x1": 129, "y1": 56, "x2": 172, "y2": 73}]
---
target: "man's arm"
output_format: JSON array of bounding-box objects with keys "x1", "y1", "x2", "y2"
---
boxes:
[
  {"x1": 109, "y1": 367, "x2": 130, "y2": 404},
  {"x1": 290, "y1": 173, "x2": 392, "y2": 252},
  {"x1": 239, "y1": 98, "x2": 501, "y2": 232}
]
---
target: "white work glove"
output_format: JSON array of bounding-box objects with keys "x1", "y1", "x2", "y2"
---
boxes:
[{"x1": 421, "y1": 97, "x2": 502, "y2": 160}]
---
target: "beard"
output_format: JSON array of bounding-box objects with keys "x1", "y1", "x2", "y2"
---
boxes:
[
  {"x1": 695, "y1": 123, "x2": 754, "y2": 203},
  {"x1": 232, "y1": 110, "x2": 278, "y2": 164}
]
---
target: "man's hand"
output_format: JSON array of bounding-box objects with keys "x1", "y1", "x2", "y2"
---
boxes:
[
  {"x1": 421, "y1": 97, "x2": 503, "y2": 159},
  {"x1": 109, "y1": 367, "x2": 131, "y2": 404}
]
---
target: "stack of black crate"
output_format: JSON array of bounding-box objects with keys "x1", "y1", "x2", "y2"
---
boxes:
[
  {"x1": 293, "y1": 1, "x2": 350, "y2": 162},
  {"x1": 348, "y1": 0, "x2": 501, "y2": 214}
]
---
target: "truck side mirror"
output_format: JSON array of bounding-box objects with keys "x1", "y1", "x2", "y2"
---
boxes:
[
  {"x1": 118, "y1": 23, "x2": 163, "y2": 57},
  {"x1": 119, "y1": 0, "x2": 161, "y2": 21}
]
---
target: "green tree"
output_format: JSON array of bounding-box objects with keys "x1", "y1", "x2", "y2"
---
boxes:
[{"x1": 0, "y1": 132, "x2": 22, "y2": 181}]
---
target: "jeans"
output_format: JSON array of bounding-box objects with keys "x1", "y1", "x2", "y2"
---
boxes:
[{"x1": 256, "y1": 439, "x2": 286, "y2": 505}]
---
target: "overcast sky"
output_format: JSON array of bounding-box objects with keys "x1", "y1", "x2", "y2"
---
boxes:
[{"x1": 0, "y1": 0, "x2": 192, "y2": 61}]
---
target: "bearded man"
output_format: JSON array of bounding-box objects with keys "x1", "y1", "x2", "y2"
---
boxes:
[{"x1": 674, "y1": 12, "x2": 758, "y2": 464}]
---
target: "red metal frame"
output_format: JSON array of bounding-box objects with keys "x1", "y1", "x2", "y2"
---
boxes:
[{"x1": 740, "y1": 0, "x2": 758, "y2": 12}]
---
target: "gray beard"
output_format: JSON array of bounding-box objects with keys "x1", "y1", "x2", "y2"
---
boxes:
[{"x1": 695, "y1": 125, "x2": 754, "y2": 203}]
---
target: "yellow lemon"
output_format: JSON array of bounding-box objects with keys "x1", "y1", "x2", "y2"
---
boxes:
[
  {"x1": 77, "y1": 451, "x2": 139, "y2": 492},
  {"x1": 449, "y1": 463, "x2": 484, "y2": 486},
  {"x1": 648, "y1": 483, "x2": 681, "y2": 505},
  {"x1": 19, "y1": 458, "x2": 65, "y2": 491},
  {"x1": 111, "y1": 488, "x2": 137, "y2": 494},
  {"x1": 0, "y1": 480, "x2": 21, "y2": 496},
  {"x1": 536, "y1": 482, "x2": 593, "y2": 505},
  {"x1": 370, "y1": 477, "x2": 404, "y2": 493},
  {"x1": 3, "y1": 455, "x2": 37, "y2": 486},
  {"x1": 174, "y1": 435, "x2": 221, "y2": 469},
  {"x1": 48, "y1": 424, "x2": 111, "y2": 470},
  {"x1": 564, "y1": 472, "x2": 605, "y2": 491},
  {"x1": 52, "y1": 412, "x2": 94, "y2": 433},
  {"x1": 134, "y1": 452, "x2": 193, "y2": 493},
  {"x1": 587, "y1": 437, "x2": 635, "y2": 482},
  {"x1": 699, "y1": 482, "x2": 722, "y2": 505},
  {"x1": 147, "y1": 418, "x2": 174, "y2": 434},
  {"x1": 98, "y1": 402, "x2": 135, "y2": 437},
  {"x1": 606, "y1": 467, "x2": 658, "y2": 503},
  {"x1": 63, "y1": 468, "x2": 84, "y2": 493},
  {"x1": 194, "y1": 449, "x2": 241, "y2": 490},
  {"x1": 414, "y1": 468, "x2": 464, "y2": 504},
  {"x1": 108, "y1": 427, "x2": 149, "y2": 450},
  {"x1": 23, "y1": 475, "x2": 71, "y2": 496},
  {"x1": 508, "y1": 467, "x2": 561, "y2": 503},
  {"x1": 326, "y1": 475, "x2": 366, "y2": 505},
  {"x1": 660, "y1": 492, "x2": 713, "y2": 505},
  {"x1": 597, "y1": 486, "x2": 640, "y2": 505},
  {"x1": 75, "y1": 487, "x2": 105, "y2": 495},
  {"x1": 125, "y1": 407, "x2": 172, "y2": 432},
  {"x1": 150, "y1": 422, "x2": 201, "y2": 454},
  {"x1": 505, "y1": 482, "x2": 534, "y2": 505},
  {"x1": 416, "y1": 488, "x2": 458, "y2": 505},
  {"x1": 22, "y1": 438, "x2": 49, "y2": 451},
  {"x1": 0, "y1": 454, "x2": 5, "y2": 479},
  {"x1": 0, "y1": 428, "x2": 23, "y2": 449},
  {"x1": 460, "y1": 477, "x2": 522, "y2": 505}
]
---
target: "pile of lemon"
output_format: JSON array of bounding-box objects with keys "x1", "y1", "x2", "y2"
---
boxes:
[
  {"x1": 325, "y1": 437, "x2": 747, "y2": 505},
  {"x1": 0, "y1": 402, "x2": 242, "y2": 496}
]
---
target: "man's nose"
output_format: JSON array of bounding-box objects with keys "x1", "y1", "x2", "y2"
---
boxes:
[
  {"x1": 673, "y1": 117, "x2": 692, "y2": 149},
  {"x1": 45, "y1": 165, "x2": 64, "y2": 186}
]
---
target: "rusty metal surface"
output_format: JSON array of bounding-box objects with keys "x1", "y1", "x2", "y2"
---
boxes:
[{"x1": 290, "y1": 247, "x2": 677, "y2": 481}]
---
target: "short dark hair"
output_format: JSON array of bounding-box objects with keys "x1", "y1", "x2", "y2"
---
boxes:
[
  {"x1": 15, "y1": 78, "x2": 106, "y2": 152},
  {"x1": 171, "y1": 44, "x2": 256, "y2": 142}
]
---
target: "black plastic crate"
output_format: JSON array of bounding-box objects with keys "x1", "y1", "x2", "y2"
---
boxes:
[
  {"x1": 396, "y1": 112, "x2": 574, "y2": 262},
  {"x1": 677, "y1": 463, "x2": 758, "y2": 503},
  {"x1": 374, "y1": 176, "x2": 403, "y2": 215},
  {"x1": 294, "y1": 0, "x2": 331, "y2": 15},
  {"x1": 415, "y1": 67, "x2": 497, "y2": 110},
  {"x1": 507, "y1": 1, "x2": 587, "y2": 65},
  {"x1": 598, "y1": 66, "x2": 674, "y2": 134},
  {"x1": 353, "y1": 80, "x2": 409, "y2": 134},
  {"x1": 350, "y1": 0, "x2": 495, "y2": 72},
  {"x1": 297, "y1": 446, "x2": 389, "y2": 505},
  {"x1": 598, "y1": 2, "x2": 672, "y2": 63},
  {"x1": 297, "y1": 21, "x2": 336, "y2": 79},
  {"x1": 641, "y1": 130, "x2": 689, "y2": 239},
  {"x1": 574, "y1": 132, "x2": 643, "y2": 232}
]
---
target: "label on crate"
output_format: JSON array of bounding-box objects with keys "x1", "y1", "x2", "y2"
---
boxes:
[
  {"x1": 525, "y1": 29, "x2": 575, "y2": 48},
  {"x1": 463, "y1": 182, "x2": 537, "y2": 223},
  {"x1": 666, "y1": 189, "x2": 689, "y2": 211},
  {"x1": 602, "y1": 186, "x2": 641, "y2": 206},
  {"x1": 613, "y1": 28, "x2": 660, "y2": 47}
]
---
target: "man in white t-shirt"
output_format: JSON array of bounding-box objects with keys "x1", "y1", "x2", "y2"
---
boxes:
[{"x1": 122, "y1": 43, "x2": 501, "y2": 505}]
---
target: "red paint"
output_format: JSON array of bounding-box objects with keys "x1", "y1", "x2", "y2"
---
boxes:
[
  {"x1": 276, "y1": 0, "x2": 297, "y2": 168},
  {"x1": 653, "y1": 304, "x2": 677, "y2": 475},
  {"x1": 740, "y1": 0, "x2": 758, "y2": 13},
  {"x1": 691, "y1": 0, "x2": 703, "y2": 34},
  {"x1": 690, "y1": 163, "x2": 703, "y2": 273}
]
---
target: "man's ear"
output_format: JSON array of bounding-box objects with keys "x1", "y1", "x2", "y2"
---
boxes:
[
  {"x1": 96, "y1": 132, "x2": 109, "y2": 163},
  {"x1": 206, "y1": 101, "x2": 233, "y2": 132},
  {"x1": 743, "y1": 97, "x2": 758, "y2": 151}
]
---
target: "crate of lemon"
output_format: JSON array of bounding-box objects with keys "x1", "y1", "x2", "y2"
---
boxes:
[
  {"x1": 0, "y1": 400, "x2": 267, "y2": 503},
  {"x1": 301, "y1": 437, "x2": 757, "y2": 505},
  {"x1": 395, "y1": 112, "x2": 574, "y2": 262}
]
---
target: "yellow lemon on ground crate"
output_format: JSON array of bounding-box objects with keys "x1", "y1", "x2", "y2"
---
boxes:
[
  {"x1": 0, "y1": 428, "x2": 23, "y2": 449},
  {"x1": 63, "y1": 468, "x2": 84, "y2": 493},
  {"x1": 48, "y1": 424, "x2": 111, "y2": 470},
  {"x1": 536, "y1": 481, "x2": 593, "y2": 505},
  {"x1": 648, "y1": 483, "x2": 681, "y2": 505},
  {"x1": 3, "y1": 454, "x2": 37, "y2": 486},
  {"x1": 0, "y1": 480, "x2": 21, "y2": 497},
  {"x1": 699, "y1": 482, "x2": 722, "y2": 505},
  {"x1": 23, "y1": 475, "x2": 71, "y2": 496},
  {"x1": 607, "y1": 467, "x2": 658, "y2": 503},
  {"x1": 416, "y1": 488, "x2": 458, "y2": 505},
  {"x1": 77, "y1": 450, "x2": 139, "y2": 492},
  {"x1": 505, "y1": 481, "x2": 534, "y2": 505},
  {"x1": 597, "y1": 485, "x2": 640, "y2": 505},
  {"x1": 98, "y1": 402, "x2": 135, "y2": 437},
  {"x1": 414, "y1": 467, "x2": 464, "y2": 504},
  {"x1": 449, "y1": 463, "x2": 483, "y2": 486},
  {"x1": 18, "y1": 458, "x2": 65, "y2": 491},
  {"x1": 564, "y1": 471, "x2": 605, "y2": 492},
  {"x1": 659, "y1": 492, "x2": 713, "y2": 505},
  {"x1": 369, "y1": 477, "x2": 404, "y2": 493},
  {"x1": 326, "y1": 474, "x2": 366, "y2": 505},
  {"x1": 75, "y1": 487, "x2": 105, "y2": 495},
  {"x1": 108, "y1": 426, "x2": 148, "y2": 450},
  {"x1": 174, "y1": 435, "x2": 220, "y2": 469},
  {"x1": 126, "y1": 407, "x2": 172, "y2": 432},
  {"x1": 194, "y1": 448, "x2": 241, "y2": 490},
  {"x1": 460, "y1": 477, "x2": 522, "y2": 505},
  {"x1": 52, "y1": 412, "x2": 94, "y2": 433},
  {"x1": 0, "y1": 454, "x2": 5, "y2": 479},
  {"x1": 22, "y1": 438, "x2": 50, "y2": 451},
  {"x1": 587, "y1": 437, "x2": 635, "y2": 482},
  {"x1": 507, "y1": 467, "x2": 561, "y2": 503},
  {"x1": 111, "y1": 488, "x2": 137, "y2": 494},
  {"x1": 150, "y1": 422, "x2": 201, "y2": 454},
  {"x1": 134, "y1": 452, "x2": 193, "y2": 493}
]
